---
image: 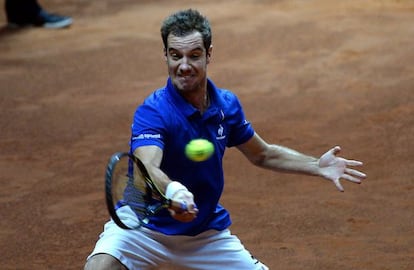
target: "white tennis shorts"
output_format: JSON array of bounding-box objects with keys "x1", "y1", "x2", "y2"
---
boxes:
[{"x1": 87, "y1": 206, "x2": 268, "y2": 270}]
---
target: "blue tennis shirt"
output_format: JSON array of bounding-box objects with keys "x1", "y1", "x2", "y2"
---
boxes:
[{"x1": 130, "y1": 78, "x2": 254, "y2": 236}]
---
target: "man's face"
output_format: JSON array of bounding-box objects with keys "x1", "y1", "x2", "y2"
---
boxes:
[{"x1": 165, "y1": 31, "x2": 212, "y2": 93}]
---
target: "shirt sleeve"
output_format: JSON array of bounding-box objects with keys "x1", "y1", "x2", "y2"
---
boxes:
[
  {"x1": 130, "y1": 102, "x2": 165, "y2": 152},
  {"x1": 226, "y1": 93, "x2": 255, "y2": 147}
]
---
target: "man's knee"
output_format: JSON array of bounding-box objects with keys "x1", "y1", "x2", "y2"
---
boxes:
[{"x1": 84, "y1": 253, "x2": 127, "y2": 270}]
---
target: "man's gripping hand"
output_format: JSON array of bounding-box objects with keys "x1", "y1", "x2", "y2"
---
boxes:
[{"x1": 166, "y1": 181, "x2": 199, "y2": 222}]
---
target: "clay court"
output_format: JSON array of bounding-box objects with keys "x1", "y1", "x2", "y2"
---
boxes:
[{"x1": 0, "y1": 0, "x2": 413, "y2": 269}]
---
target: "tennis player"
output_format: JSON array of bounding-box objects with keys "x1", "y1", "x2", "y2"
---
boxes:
[{"x1": 84, "y1": 9, "x2": 366, "y2": 270}]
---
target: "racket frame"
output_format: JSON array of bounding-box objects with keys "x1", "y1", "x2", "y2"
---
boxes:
[{"x1": 105, "y1": 152, "x2": 180, "y2": 230}]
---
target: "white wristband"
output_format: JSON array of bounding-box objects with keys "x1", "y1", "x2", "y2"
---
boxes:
[{"x1": 166, "y1": 181, "x2": 188, "y2": 199}]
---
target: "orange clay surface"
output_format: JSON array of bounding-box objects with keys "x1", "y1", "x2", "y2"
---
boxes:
[{"x1": 0, "y1": 1, "x2": 413, "y2": 269}]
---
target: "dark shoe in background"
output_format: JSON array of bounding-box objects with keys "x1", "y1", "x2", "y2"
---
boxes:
[{"x1": 8, "y1": 10, "x2": 72, "y2": 29}]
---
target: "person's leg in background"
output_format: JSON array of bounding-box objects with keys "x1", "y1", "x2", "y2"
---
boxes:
[{"x1": 5, "y1": 0, "x2": 72, "y2": 29}]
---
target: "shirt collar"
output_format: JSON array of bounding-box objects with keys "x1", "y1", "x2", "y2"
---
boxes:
[{"x1": 166, "y1": 77, "x2": 219, "y2": 119}]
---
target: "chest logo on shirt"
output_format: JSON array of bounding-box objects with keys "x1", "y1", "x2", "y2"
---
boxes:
[{"x1": 216, "y1": 124, "x2": 226, "y2": 140}]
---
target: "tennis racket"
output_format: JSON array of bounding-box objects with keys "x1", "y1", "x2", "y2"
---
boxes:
[{"x1": 105, "y1": 152, "x2": 187, "y2": 230}]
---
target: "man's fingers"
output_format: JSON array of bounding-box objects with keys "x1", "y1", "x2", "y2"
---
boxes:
[
  {"x1": 170, "y1": 200, "x2": 188, "y2": 212},
  {"x1": 334, "y1": 170, "x2": 366, "y2": 191},
  {"x1": 332, "y1": 146, "x2": 341, "y2": 155},
  {"x1": 345, "y1": 168, "x2": 367, "y2": 179},
  {"x1": 170, "y1": 200, "x2": 198, "y2": 213},
  {"x1": 341, "y1": 174, "x2": 362, "y2": 184},
  {"x1": 333, "y1": 178, "x2": 344, "y2": 192},
  {"x1": 345, "y1": 159, "x2": 364, "y2": 166},
  {"x1": 169, "y1": 199, "x2": 199, "y2": 223},
  {"x1": 178, "y1": 202, "x2": 198, "y2": 214},
  {"x1": 169, "y1": 206, "x2": 198, "y2": 222},
  {"x1": 187, "y1": 203, "x2": 199, "y2": 214}
]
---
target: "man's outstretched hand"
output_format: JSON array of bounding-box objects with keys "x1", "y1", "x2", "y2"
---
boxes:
[{"x1": 318, "y1": 146, "x2": 367, "y2": 192}]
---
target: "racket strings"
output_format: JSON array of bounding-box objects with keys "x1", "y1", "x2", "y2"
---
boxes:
[
  {"x1": 124, "y1": 176, "x2": 151, "y2": 220},
  {"x1": 129, "y1": 162, "x2": 166, "y2": 220},
  {"x1": 107, "y1": 152, "x2": 173, "y2": 229}
]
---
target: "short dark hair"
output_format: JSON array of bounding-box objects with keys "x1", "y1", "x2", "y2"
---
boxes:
[{"x1": 160, "y1": 9, "x2": 212, "y2": 51}]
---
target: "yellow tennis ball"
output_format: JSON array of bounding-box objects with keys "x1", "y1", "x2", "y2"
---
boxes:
[{"x1": 185, "y1": 139, "x2": 214, "y2": 162}]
